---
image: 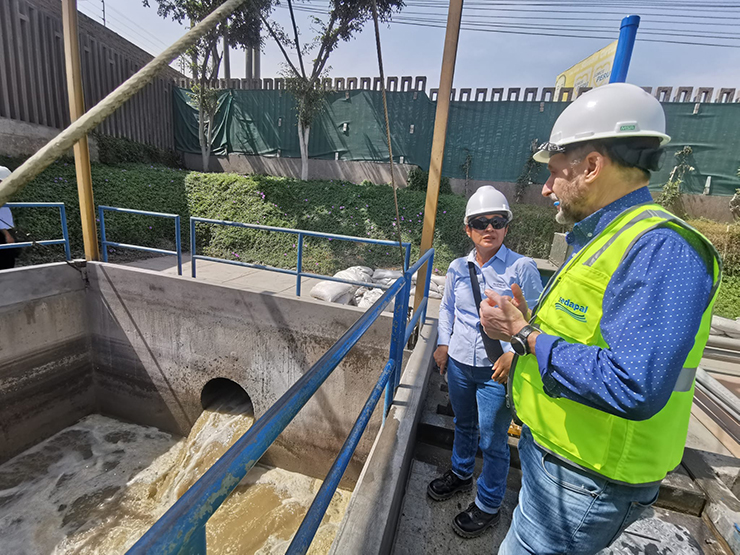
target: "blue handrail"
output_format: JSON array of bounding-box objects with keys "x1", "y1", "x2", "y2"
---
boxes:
[
  {"x1": 190, "y1": 217, "x2": 412, "y2": 295},
  {"x1": 127, "y1": 248, "x2": 435, "y2": 555},
  {"x1": 0, "y1": 202, "x2": 71, "y2": 260},
  {"x1": 99, "y1": 206, "x2": 182, "y2": 275}
]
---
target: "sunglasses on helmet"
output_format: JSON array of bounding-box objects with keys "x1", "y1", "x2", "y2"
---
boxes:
[{"x1": 469, "y1": 216, "x2": 509, "y2": 230}]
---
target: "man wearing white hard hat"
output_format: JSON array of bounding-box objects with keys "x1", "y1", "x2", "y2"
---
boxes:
[
  {"x1": 480, "y1": 83, "x2": 722, "y2": 554},
  {"x1": 0, "y1": 166, "x2": 18, "y2": 270},
  {"x1": 428, "y1": 186, "x2": 542, "y2": 538}
]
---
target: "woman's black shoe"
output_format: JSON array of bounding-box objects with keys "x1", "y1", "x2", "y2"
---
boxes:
[
  {"x1": 452, "y1": 501, "x2": 500, "y2": 538},
  {"x1": 427, "y1": 469, "x2": 473, "y2": 501}
]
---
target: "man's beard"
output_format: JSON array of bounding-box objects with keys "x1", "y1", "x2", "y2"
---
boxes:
[{"x1": 555, "y1": 208, "x2": 571, "y2": 225}]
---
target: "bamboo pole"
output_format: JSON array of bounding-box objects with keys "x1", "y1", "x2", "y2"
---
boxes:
[
  {"x1": 413, "y1": 0, "x2": 464, "y2": 311},
  {"x1": 62, "y1": 0, "x2": 99, "y2": 260}
]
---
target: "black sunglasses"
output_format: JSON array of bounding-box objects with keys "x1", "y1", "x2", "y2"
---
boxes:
[{"x1": 469, "y1": 216, "x2": 508, "y2": 230}]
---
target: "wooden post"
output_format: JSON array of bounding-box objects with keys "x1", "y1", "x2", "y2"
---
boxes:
[
  {"x1": 62, "y1": 0, "x2": 99, "y2": 260},
  {"x1": 413, "y1": 0, "x2": 463, "y2": 311}
]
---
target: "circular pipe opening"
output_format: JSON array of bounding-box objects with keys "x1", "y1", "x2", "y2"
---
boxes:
[{"x1": 200, "y1": 378, "x2": 254, "y2": 416}]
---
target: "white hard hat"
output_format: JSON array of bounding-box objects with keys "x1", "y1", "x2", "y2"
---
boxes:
[
  {"x1": 533, "y1": 83, "x2": 671, "y2": 164},
  {"x1": 464, "y1": 186, "x2": 512, "y2": 224},
  {"x1": 0, "y1": 166, "x2": 10, "y2": 181}
]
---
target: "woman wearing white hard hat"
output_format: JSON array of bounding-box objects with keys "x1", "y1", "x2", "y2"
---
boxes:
[
  {"x1": 427, "y1": 185, "x2": 542, "y2": 538},
  {"x1": 0, "y1": 166, "x2": 18, "y2": 270}
]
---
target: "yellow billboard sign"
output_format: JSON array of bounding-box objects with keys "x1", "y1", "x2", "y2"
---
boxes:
[{"x1": 555, "y1": 41, "x2": 618, "y2": 96}]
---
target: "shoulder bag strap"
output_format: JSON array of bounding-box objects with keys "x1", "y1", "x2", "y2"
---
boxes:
[{"x1": 468, "y1": 261, "x2": 504, "y2": 362}]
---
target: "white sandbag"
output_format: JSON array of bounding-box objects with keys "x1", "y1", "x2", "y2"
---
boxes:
[
  {"x1": 310, "y1": 280, "x2": 355, "y2": 303},
  {"x1": 338, "y1": 265, "x2": 373, "y2": 283},
  {"x1": 353, "y1": 287, "x2": 369, "y2": 306},
  {"x1": 310, "y1": 266, "x2": 372, "y2": 304},
  {"x1": 410, "y1": 286, "x2": 442, "y2": 300},
  {"x1": 372, "y1": 277, "x2": 398, "y2": 288},
  {"x1": 358, "y1": 288, "x2": 386, "y2": 309},
  {"x1": 373, "y1": 268, "x2": 403, "y2": 281},
  {"x1": 431, "y1": 274, "x2": 447, "y2": 288}
]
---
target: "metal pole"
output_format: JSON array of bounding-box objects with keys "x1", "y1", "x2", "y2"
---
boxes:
[
  {"x1": 62, "y1": 0, "x2": 100, "y2": 261},
  {"x1": 98, "y1": 206, "x2": 108, "y2": 262},
  {"x1": 59, "y1": 205, "x2": 72, "y2": 260},
  {"x1": 413, "y1": 0, "x2": 463, "y2": 312},
  {"x1": 609, "y1": 15, "x2": 640, "y2": 83},
  {"x1": 175, "y1": 215, "x2": 182, "y2": 276},
  {"x1": 223, "y1": 32, "x2": 231, "y2": 82},
  {"x1": 190, "y1": 218, "x2": 197, "y2": 278},
  {"x1": 296, "y1": 232, "x2": 304, "y2": 296}
]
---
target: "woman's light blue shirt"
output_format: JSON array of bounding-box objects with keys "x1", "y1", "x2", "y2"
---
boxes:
[{"x1": 438, "y1": 245, "x2": 543, "y2": 367}]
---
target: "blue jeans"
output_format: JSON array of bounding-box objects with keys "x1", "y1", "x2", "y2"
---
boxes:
[
  {"x1": 499, "y1": 426, "x2": 660, "y2": 554},
  {"x1": 447, "y1": 356, "x2": 511, "y2": 514}
]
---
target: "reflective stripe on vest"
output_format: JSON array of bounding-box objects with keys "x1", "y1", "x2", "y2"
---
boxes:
[{"x1": 511, "y1": 203, "x2": 722, "y2": 484}]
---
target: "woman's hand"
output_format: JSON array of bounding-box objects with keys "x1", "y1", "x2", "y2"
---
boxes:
[
  {"x1": 434, "y1": 345, "x2": 449, "y2": 375},
  {"x1": 492, "y1": 351, "x2": 514, "y2": 384}
]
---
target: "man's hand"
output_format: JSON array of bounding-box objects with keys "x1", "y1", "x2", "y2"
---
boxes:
[
  {"x1": 434, "y1": 345, "x2": 449, "y2": 375},
  {"x1": 510, "y1": 283, "x2": 530, "y2": 320},
  {"x1": 492, "y1": 351, "x2": 514, "y2": 384},
  {"x1": 480, "y1": 289, "x2": 528, "y2": 342}
]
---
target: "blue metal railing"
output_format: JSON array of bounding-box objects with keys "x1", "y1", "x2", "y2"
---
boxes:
[
  {"x1": 0, "y1": 202, "x2": 71, "y2": 260},
  {"x1": 99, "y1": 206, "x2": 182, "y2": 275},
  {"x1": 190, "y1": 217, "x2": 412, "y2": 295},
  {"x1": 127, "y1": 248, "x2": 435, "y2": 555}
]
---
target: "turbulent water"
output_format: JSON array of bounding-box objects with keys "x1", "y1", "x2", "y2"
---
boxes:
[{"x1": 0, "y1": 393, "x2": 350, "y2": 555}]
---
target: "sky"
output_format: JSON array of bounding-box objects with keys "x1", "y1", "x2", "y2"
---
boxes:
[{"x1": 76, "y1": 0, "x2": 740, "y2": 91}]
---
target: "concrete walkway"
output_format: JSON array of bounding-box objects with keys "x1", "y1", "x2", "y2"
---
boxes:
[{"x1": 124, "y1": 254, "x2": 441, "y2": 318}]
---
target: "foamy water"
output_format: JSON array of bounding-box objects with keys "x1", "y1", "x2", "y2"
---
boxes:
[{"x1": 0, "y1": 394, "x2": 350, "y2": 555}]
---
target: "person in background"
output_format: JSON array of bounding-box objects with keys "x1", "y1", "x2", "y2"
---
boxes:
[
  {"x1": 428, "y1": 186, "x2": 542, "y2": 538},
  {"x1": 480, "y1": 83, "x2": 722, "y2": 554},
  {"x1": 0, "y1": 166, "x2": 18, "y2": 270}
]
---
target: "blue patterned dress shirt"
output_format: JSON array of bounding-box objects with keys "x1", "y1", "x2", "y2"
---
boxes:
[{"x1": 534, "y1": 187, "x2": 714, "y2": 420}]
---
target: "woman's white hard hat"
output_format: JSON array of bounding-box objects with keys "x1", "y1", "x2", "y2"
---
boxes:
[
  {"x1": 464, "y1": 186, "x2": 512, "y2": 224},
  {"x1": 533, "y1": 83, "x2": 671, "y2": 164},
  {"x1": 0, "y1": 166, "x2": 11, "y2": 181}
]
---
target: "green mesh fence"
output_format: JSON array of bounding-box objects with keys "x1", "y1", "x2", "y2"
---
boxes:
[{"x1": 174, "y1": 87, "x2": 740, "y2": 196}]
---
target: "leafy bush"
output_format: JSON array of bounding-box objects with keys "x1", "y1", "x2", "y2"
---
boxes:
[
  {"x1": 183, "y1": 172, "x2": 560, "y2": 275},
  {"x1": 688, "y1": 219, "x2": 740, "y2": 276},
  {"x1": 406, "y1": 166, "x2": 452, "y2": 196},
  {"x1": 1, "y1": 156, "x2": 189, "y2": 265},
  {"x1": 94, "y1": 133, "x2": 182, "y2": 167}
]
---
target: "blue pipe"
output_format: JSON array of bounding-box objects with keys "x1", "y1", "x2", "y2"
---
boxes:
[
  {"x1": 59, "y1": 205, "x2": 71, "y2": 260},
  {"x1": 175, "y1": 216, "x2": 182, "y2": 276},
  {"x1": 98, "y1": 206, "x2": 108, "y2": 262},
  {"x1": 610, "y1": 15, "x2": 640, "y2": 83},
  {"x1": 286, "y1": 359, "x2": 396, "y2": 555},
  {"x1": 191, "y1": 218, "x2": 197, "y2": 278},
  {"x1": 127, "y1": 277, "x2": 405, "y2": 555},
  {"x1": 296, "y1": 233, "x2": 304, "y2": 296}
]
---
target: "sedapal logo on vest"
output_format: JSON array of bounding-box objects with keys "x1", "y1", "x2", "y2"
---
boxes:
[{"x1": 555, "y1": 297, "x2": 588, "y2": 322}]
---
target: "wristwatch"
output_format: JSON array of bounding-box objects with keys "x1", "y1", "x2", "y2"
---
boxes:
[{"x1": 511, "y1": 325, "x2": 540, "y2": 356}]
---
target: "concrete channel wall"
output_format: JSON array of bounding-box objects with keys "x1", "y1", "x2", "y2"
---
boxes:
[
  {"x1": 86, "y1": 263, "x2": 394, "y2": 483},
  {"x1": 0, "y1": 263, "x2": 92, "y2": 464},
  {"x1": 0, "y1": 262, "x2": 402, "y2": 485}
]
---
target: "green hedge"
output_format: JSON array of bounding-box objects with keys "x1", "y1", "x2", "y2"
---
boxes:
[
  {"x1": 184, "y1": 172, "x2": 561, "y2": 275},
  {"x1": 1, "y1": 156, "x2": 189, "y2": 265}
]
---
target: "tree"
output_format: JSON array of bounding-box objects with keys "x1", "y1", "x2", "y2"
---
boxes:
[
  {"x1": 261, "y1": 0, "x2": 404, "y2": 180},
  {"x1": 144, "y1": 0, "x2": 274, "y2": 171}
]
